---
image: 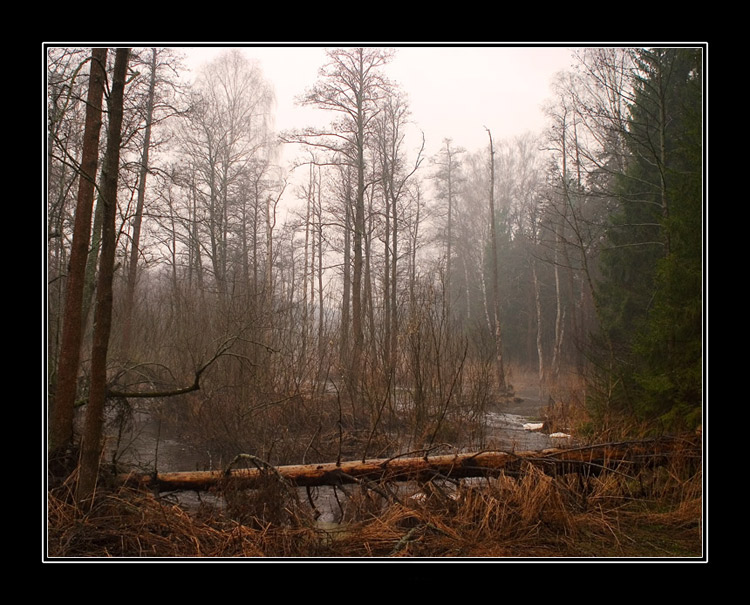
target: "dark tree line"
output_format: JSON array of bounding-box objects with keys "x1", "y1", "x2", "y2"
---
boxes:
[{"x1": 591, "y1": 48, "x2": 703, "y2": 428}]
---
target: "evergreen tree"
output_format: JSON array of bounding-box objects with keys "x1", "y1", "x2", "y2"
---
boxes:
[{"x1": 594, "y1": 48, "x2": 703, "y2": 430}]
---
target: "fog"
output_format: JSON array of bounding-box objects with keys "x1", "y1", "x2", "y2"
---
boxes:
[{"x1": 180, "y1": 44, "x2": 576, "y2": 160}]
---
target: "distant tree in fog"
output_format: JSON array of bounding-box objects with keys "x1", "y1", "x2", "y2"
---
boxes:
[{"x1": 283, "y1": 47, "x2": 394, "y2": 390}]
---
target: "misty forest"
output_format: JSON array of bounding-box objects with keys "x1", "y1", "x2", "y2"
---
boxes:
[{"x1": 46, "y1": 46, "x2": 705, "y2": 559}]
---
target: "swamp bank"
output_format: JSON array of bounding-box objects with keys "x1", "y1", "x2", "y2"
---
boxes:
[{"x1": 47, "y1": 382, "x2": 704, "y2": 560}]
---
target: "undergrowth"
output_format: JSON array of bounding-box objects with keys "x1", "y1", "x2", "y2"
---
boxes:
[{"x1": 46, "y1": 439, "x2": 703, "y2": 560}]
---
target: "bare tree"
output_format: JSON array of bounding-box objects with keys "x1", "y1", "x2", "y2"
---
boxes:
[
  {"x1": 283, "y1": 47, "x2": 394, "y2": 390},
  {"x1": 431, "y1": 138, "x2": 464, "y2": 320},
  {"x1": 121, "y1": 47, "x2": 158, "y2": 358},
  {"x1": 373, "y1": 89, "x2": 424, "y2": 387},
  {"x1": 47, "y1": 48, "x2": 93, "y2": 378},
  {"x1": 179, "y1": 50, "x2": 275, "y2": 299},
  {"x1": 541, "y1": 65, "x2": 623, "y2": 377}
]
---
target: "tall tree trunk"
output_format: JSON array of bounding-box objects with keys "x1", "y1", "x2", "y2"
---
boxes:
[
  {"x1": 462, "y1": 255, "x2": 472, "y2": 324},
  {"x1": 81, "y1": 188, "x2": 104, "y2": 330},
  {"x1": 316, "y1": 171, "x2": 326, "y2": 389},
  {"x1": 351, "y1": 65, "x2": 367, "y2": 391},
  {"x1": 390, "y1": 182, "x2": 398, "y2": 391},
  {"x1": 340, "y1": 172, "x2": 352, "y2": 369},
  {"x1": 445, "y1": 161, "x2": 453, "y2": 319},
  {"x1": 409, "y1": 188, "x2": 420, "y2": 312},
  {"x1": 302, "y1": 164, "x2": 313, "y2": 365},
  {"x1": 188, "y1": 174, "x2": 204, "y2": 294},
  {"x1": 551, "y1": 124, "x2": 570, "y2": 380},
  {"x1": 551, "y1": 243, "x2": 565, "y2": 380},
  {"x1": 50, "y1": 48, "x2": 108, "y2": 460},
  {"x1": 383, "y1": 179, "x2": 392, "y2": 375},
  {"x1": 486, "y1": 128, "x2": 507, "y2": 393},
  {"x1": 363, "y1": 187, "x2": 376, "y2": 349},
  {"x1": 264, "y1": 191, "x2": 279, "y2": 365},
  {"x1": 532, "y1": 259, "x2": 545, "y2": 400},
  {"x1": 252, "y1": 180, "x2": 260, "y2": 298},
  {"x1": 351, "y1": 164, "x2": 365, "y2": 390},
  {"x1": 122, "y1": 47, "x2": 157, "y2": 358},
  {"x1": 565, "y1": 114, "x2": 584, "y2": 374},
  {"x1": 78, "y1": 48, "x2": 130, "y2": 503}
]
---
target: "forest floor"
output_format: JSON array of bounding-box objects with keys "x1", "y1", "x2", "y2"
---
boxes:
[
  {"x1": 46, "y1": 373, "x2": 704, "y2": 560},
  {"x1": 46, "y1": 471, "x2": 703, "y2": 559},
  {"x1": 46, "y1": 437, "x2": 704, "y2": 560}
]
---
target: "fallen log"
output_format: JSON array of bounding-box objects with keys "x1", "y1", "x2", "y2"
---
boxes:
[{"x1": 119, "y1": 435, "x2": 700, "y2": 493}]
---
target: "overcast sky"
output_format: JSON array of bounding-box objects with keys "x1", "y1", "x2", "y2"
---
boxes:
[{"x1": 179, "y1": 45, "x2": 578, "y2": 163}]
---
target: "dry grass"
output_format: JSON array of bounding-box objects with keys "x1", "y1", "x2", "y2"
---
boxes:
[{"x1": 46, "y1": 442, "x2": 703, "y2": 559}]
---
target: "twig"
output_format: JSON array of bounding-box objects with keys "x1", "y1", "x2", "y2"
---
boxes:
[{"x1": 333, "y1": 470, "x2": 403, "y2": 507}]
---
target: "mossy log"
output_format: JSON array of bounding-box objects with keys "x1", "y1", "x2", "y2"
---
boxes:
[{"x1": 120, "y1": 436, "x2": 700, "y2": 492}]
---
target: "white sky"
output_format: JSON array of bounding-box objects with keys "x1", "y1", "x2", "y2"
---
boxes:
[{"x1": 178, "y1": 44, "x2": 578, "y2": 162}]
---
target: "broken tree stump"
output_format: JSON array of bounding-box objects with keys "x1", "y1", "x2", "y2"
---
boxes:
[{"x1": 118, "y1": 435, "x2": 700, "y2": 493}]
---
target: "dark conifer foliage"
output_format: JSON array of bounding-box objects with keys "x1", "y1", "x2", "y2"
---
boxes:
[{"x1": 593, "y1": 48, "x2": 703, "y2": 429}]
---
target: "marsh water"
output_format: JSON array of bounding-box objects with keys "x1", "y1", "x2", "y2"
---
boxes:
[
  {"x1": 110, "y1": 386, "x2": 563, "y2": 470},
  {"x1": 105, "y1": 384, "x2": 571, "y2": 521}
]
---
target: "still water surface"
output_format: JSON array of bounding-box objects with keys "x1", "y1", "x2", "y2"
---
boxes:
[{"x1": 108, "y1": 387, "x2": 571, "y2": 521}]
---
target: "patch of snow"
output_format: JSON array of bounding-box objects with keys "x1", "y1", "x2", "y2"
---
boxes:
[{"x1": 522, "y1": 422, "x2": 544, "y2": 431}]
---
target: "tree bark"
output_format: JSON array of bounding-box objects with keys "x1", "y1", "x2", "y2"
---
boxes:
[
  {"x1": 532, "y1": 259, "x2": 545, "y2": 399},
  {"x1": 77, "y1": 48, "x2": 130, "y2": 503},
  {"x1": 50, "y1": 48, "x2": 108, "y2": 459},
  {"x1": 121, "y1": 436, "x2": 699, "y2": 492},
  {"x1": 316, "y1": 168, "x2": 326, "y2": 388},
  {"x1": 340, "y1": 168, "x2": 352, "y2": 368},
  {"x1": 485, "y1": 128, "x2": 507, "y2": 393}
]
